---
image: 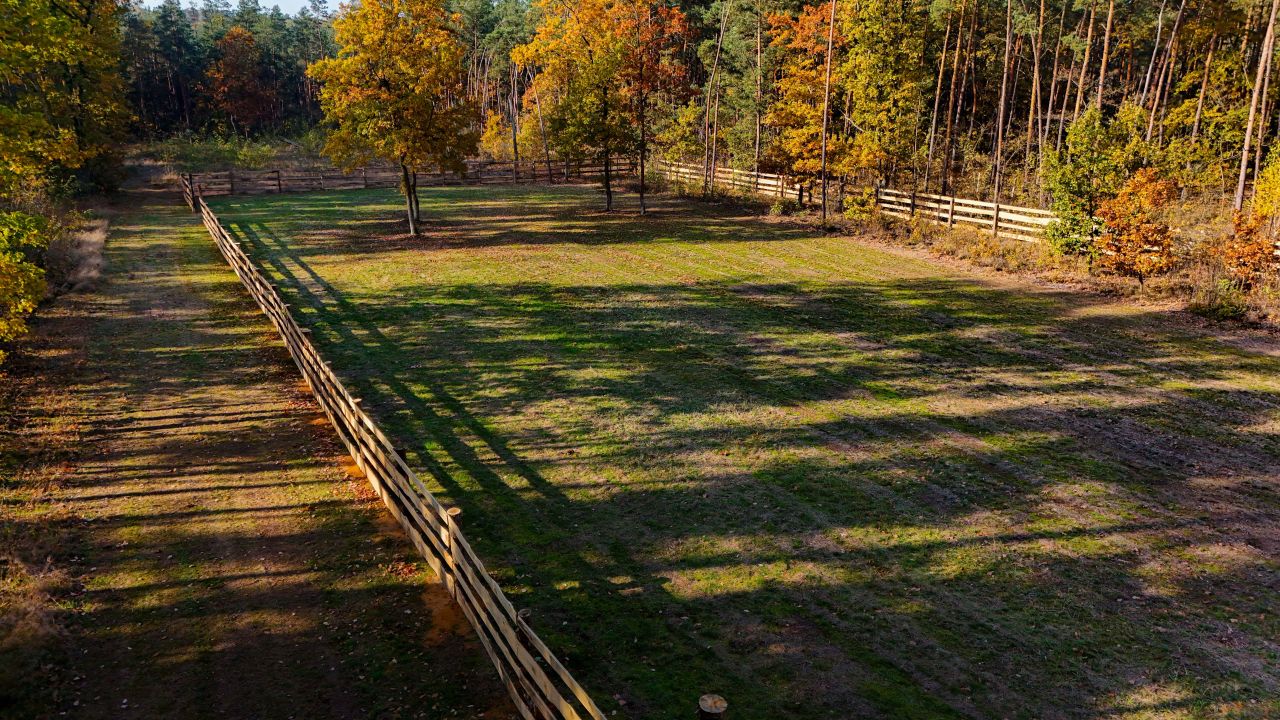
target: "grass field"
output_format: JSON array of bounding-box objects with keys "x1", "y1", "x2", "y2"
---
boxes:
[{"x1": 211, "y1": 185, "x2": 1280, "y2": 720}]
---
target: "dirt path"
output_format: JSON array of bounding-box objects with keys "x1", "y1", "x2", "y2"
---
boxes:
[{"x1": 12, "y1": 192, "x2": 513, "y2": 719}]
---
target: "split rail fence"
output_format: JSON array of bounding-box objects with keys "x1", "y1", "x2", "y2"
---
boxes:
[
  {"x1": 656, "y1": 160, "x2": 1056, "y2": 242},
  {"x1": 186, "y1": 176, "x2": 606, "y2": 720},
  {"x1": 187, "y1": 158, "x2": 636, "y2": 198}
]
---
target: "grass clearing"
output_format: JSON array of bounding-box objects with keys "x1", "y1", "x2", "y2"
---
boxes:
[{"x1": 213, "y1": 184, "x2": 1280, "y2": 720}]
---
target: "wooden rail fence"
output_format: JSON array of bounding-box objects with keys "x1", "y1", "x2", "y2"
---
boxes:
[
  {"x1": 186, "y1": 158, "x2": 636, "y2": 199},
  {"x1": 654, "y1": 160, "x2": 1056, "y2": 241},
  {"x1": 190, "y1": 186, "x2": 606, "y2": 720}
]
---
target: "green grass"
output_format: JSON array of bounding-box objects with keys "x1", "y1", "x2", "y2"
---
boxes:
[{"x1": 213, "y1": 185, "x2": 1280, "y2": 720}]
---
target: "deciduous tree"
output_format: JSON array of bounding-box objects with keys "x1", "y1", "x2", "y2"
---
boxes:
[{"x1": 308, "y1": 0, "x2": 478, "y2": 235}]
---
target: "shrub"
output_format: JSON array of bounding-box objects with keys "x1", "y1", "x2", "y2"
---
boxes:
[
  {"x1": 0, "y1": 212, "x2": 51, "y2": 362},
  {"x1": 1217, "y1": 152, "x2": 1280, "y2": 289},
  {"x1": 769, "y1": 198, "x2": 800, "y2": 216},
  {"x1": 1095, "y1": 168, "x2": 1178, "y2": 286},
  {"x1": 842, "y1": 187, "x2": 877, "y2": 224}
]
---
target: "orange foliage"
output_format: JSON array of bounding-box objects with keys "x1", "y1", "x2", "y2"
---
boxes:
[
  {"x1": 1219, "y1": 212, "x2": 1280, "y2": 288},
  {"x1": 205, "y1": 27, "x2": 276, "y2": 134},
  {"x1": 1095, "y1": 168, "x2": 1178, "y2": 284}
]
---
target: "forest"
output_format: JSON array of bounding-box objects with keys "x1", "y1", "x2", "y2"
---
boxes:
[{"x1": 4, "y1": 0, "x2": 1280, "y2": 355}]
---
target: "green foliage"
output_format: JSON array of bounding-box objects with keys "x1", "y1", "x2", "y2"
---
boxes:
[
  {"x1": 0, "y1": 212, "x2": 51, "y2": 362},
  {"x1": 1043, "y1": 105, "x2": 1158, "y2": 256},
  {"x1": 142, "y1": 135, "x2": 280, "y2": 171},
  {"x1": 120, "y1": 0, "x2": 337, "y2": 137},
  {"x1": 841, "y1": 186, "x2": 877, "y2": 223},
  {"x1": 0, "y1": 0, "x2": 127, "y2": 195}
]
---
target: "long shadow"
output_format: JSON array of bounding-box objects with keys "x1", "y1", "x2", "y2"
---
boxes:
[
  {"x1": 3, "y1": 195, "x2": 519, "y2": 720},
  {"x1": 216, "y1": 187, "x2": 1280, "y2": 720}
]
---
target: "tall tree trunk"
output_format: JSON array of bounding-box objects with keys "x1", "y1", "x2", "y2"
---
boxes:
[
  {"x1": 510, "y1": 64, "x2": 520, "y2": 179},
  {"x1": 754, "y1": 5, "x2": 763, "y2": 180},
  {"x1": 1024, "y1": 0, "x2": 1045, "y2": 188},
  {"x1": 943, "y1": 0, "x2": 973, "y2": 192},
  {"x1": 1190, "y1": 35, "x2": 1216, "y2": 145},
  {"x1": 401, "y1": 162, "x2": 418, "y2": 236},
  {"x1": 1141, "y1": 0, "x2": 1168, "y2": 106},
  {"x1": 640, "y1": 100, "x2": 648, "y2": 215},
  {"x1": 532, "y1": 82, "x2": 554, "y2": 182},
  {"x1": 992, "y1": 0, "x2": 1014, "y2": 227},
  {"x1": 702, "y1": 0, "x2": 733, "y2": 193},
  {"x1": 709, "y1": 87, "x2": 723, "y2": 190},
  {"x1": 1095, "y1": 0, "x2": 1115, "y2": 111},
  {"x1": 1146, "y1": 0, "x2": 1186, "y2": 141},
  {"x1": 1236, "y1": 0, "x2": 1280, "y2": 210},
  {"x1": 924, "y1": 8, "x2": 954, "y2": 193},
  {"x1": 1041, "y1": 2, "x2": 1069, "y2": 159},
  {"x1": 819, "y1": 0, "x2": 837, "y2": 223},
  {"x1": 602, "y1": 86, "x2": 614, "y2": 211},
  {"x1": 1256, "y1": 48, "x2": 1276, "y2": 186},
  {"x1": 1074, "y1": 0, "x2": 1097, "y2": 121}
]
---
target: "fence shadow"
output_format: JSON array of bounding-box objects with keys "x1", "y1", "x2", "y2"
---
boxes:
[{"x1": 212, "y1": 186, "x2": 1280, "y2": 719}]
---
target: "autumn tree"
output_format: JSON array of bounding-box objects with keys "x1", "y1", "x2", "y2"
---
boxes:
[
  {"x1": 205, "y1": 26, "x2": 277, "y2": 134},
  {"x1": 838, "y1": 0, "x2": 925, "y2": 180},
  {"x1": 308, "y1": 0, "x2": 478, "y2": 235},
  {"x1": 1095, "y1": 168, "x2": 1178, "y2": 286},
  {"x1": 1, "y1": 0, "x2": 126, "y2": 195},
  {"x1": 763, "y1": 5, "x2": 849, "y2": 185},
  {"x1": 615, "y1": 0, "x2": 692, "y2": 212},
  {"x1": 515, "y1": 0, "x2": 632, "y2": 210}
]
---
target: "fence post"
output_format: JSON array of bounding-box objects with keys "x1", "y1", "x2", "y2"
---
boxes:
[
  {"x1": 363, "y1": 167, "x2": 369, "y2": 189},
  {"x1": 991, "y1": 202, "x2": 1001, "y2": 238},
  {"x1": 909, "y1": 188, "x2": 917, "y2": 218},
  {"x1": 228, "y1": 170, "x2": 235, "y2": 196},
  {"x1": 275, "y1": 169, "x2": 283, "y2": 194},
  {"x1": 442, "y1": 506, "x2": 463, "y2": 598},
  {"x1": 948, "y1": 194, "x2": 956, "y2": 228}
]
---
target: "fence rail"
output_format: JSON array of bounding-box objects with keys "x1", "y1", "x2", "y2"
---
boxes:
[
  {"x1": 875, "y1": 188, "x2": 1055, "y2": 242},
  {"x1": 188, "y1": 159, "x2": 637, "y2": 198},
  {"x1": 654, "y1": 160, "x2": 1055, "y2": 241},
  {"x1": 192, "y1": 190, "x2": 605, "y2": 720}
]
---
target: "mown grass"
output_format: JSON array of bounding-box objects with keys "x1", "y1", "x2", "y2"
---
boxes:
[{"x1": 214, "y1": 185, "x2": 1280, "y2": 720}]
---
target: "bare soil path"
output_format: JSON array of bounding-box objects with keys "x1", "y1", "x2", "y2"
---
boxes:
[{"x1": 2, "y1": 191, "x2": 512, "y2": 719}]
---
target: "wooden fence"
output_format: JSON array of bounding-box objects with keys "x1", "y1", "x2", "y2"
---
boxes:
[
  {"x1": 656, "y1": 159, "x2": 805, "y2": 200},
  {"x1": 654, "y1": 160, "x2": 1055, "y2": 241},
  {"x1": 187, "y1": 158, "x2": 636, "y2": 198},
  {"x1": 874, "y1": 188, "x2": 1055, "y2": 242},
  {"x1": 191, "y1": 188, "x2": 606, "y2": 720}
]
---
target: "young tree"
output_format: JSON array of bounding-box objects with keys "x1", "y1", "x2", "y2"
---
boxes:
[
  {"x1": 1095, "y1": 167, "x2": 1178, "y2": 286},
  {"x1": 308, "y1": 0, "x2": 478, "y2": 235},
  {"x1": 764, "y1": 4, "x2": 850, "y2": 187}
]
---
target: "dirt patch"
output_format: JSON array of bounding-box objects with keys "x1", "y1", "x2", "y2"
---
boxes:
[{"x1": 3, "y1": 193, "x2": 513, "y2": 719}]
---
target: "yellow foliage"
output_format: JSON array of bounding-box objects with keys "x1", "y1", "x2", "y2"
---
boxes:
[
  {"x1": 306, "y1": 0, "x2": 477, "y2": 174},
  {"x1": 480, "y1": 112, "x2": 515, "y2": 162}
]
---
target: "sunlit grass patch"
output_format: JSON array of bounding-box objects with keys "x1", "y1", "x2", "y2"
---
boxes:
[{"x1": 212, "y1": 184, "x2": 1280, "y2": 720}]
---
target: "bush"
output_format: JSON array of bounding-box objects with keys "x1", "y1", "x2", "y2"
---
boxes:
[
  {"x1": 841, "y1": 187, "x2": 877, "y2": 223},
  {"x1": 1217, "y1": 151, "x2": 1280, "y2": 289},
  {"x1": 1095, "y1": 168, "x2": 1178, "y2": 286},
  {"x1": 0, "y1": 212, "x2": 51, "y2": 362},
  {"x1": 141, "y1": 135, "x2": 278, "y2": 171},
  {"x1": 769, "y1": 198, "x2": 800, "y2": 216}
]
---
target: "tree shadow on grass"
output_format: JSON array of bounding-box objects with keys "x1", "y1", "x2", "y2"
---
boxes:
[{"x1": 220, "y1": 198, "x2": 1280, "y2": 720}]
